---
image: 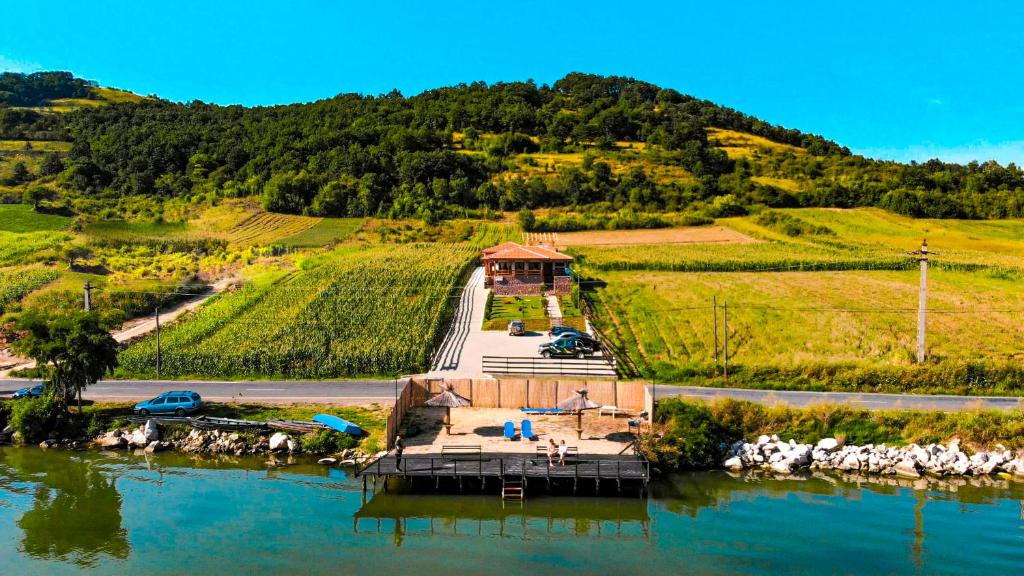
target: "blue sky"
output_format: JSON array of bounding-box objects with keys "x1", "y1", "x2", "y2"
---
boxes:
[{"x1": 2, "y1": 1, "x2": 1022, "y2": 165}]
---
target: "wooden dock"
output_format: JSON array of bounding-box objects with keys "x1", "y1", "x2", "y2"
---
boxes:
[{"x1": 356, "y1": 450, "x2": 650, "y2": 496}]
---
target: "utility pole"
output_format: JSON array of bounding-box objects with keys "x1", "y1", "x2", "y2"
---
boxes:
[
  {"x1": 155, "y1": 307, "x2": 162, "y2": 377},
  {"x1": 908, "y1": 239, "x2": 937, "y2": 363},
  {"x1": 723, "y1": 300, "x2": 729, "y2": 380},
  {"x1": 83, "y1": 282, "x2": 92, "y2": 311},
  {"x1": 713, "y1": 295, "x2": 719, "y2": 366}
]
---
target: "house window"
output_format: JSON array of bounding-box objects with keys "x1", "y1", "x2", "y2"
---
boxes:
[
  {"x1": 515, "y1": 262, "x2": 525, "y2": 272},
  {"x1": 527, "y1": 262, "x2": 541, "y2": 272}
]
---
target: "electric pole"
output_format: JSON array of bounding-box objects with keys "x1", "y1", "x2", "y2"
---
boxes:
[
  {"x1": 84, "y1": 282, "x2": 92, "y2": 311},
  {"x1": 908, "y1": 239, "x2": 937, "y2": 363},
  {"x1": 713, "y1": 295, "x2": 719, "y2": 366},
  {"x1": 155, "y1": 307, "x2": 162, "y2": 377},
  {"x1": 723, "y1": 300, "x2": 729, "y2": 380}
]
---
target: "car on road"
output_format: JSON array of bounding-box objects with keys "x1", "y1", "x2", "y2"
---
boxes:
[
  {"x1": 508, "y1": 319, "x2": 526, "y2": 336},
  {"x1": 548, "y1": 325, "x2": 584, "y2": 338},
  {"x1": 538, "y1": 337, "x2": 595, "y2": 359},
  {"x1": 134, "y1": 391, "x2": 203, "y2": 416},
  {"x1": 12, "y1": 384, "x2": 44, "y2": 399}
]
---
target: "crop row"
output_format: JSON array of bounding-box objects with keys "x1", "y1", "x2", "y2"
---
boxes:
[
  {"x1": 0, "y1": 267, "x2": 60, "y2": 313},
  {"x1": 119, "y1": 244, "x2": 475, "y2": 377}
]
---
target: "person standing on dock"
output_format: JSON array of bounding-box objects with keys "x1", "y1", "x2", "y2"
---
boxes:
[{"x1": 394, "y1": 435, "x2": 404, "y2": 471}]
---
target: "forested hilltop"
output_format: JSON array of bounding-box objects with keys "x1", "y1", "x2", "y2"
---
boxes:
[{"x1": 2, "y1": 70, "x2": 1023, "y2": 222}]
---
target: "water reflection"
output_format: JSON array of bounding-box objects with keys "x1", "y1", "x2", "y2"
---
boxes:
[{"x1": 0, "y1": 449, "x2": 129, "y2": 567}]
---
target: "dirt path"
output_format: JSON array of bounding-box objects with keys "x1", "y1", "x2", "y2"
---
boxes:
[
  {"x1": 0, "y1": 277, "x2": 236, "y2": 377},
  {"x1": 112, "y1": 276, "x2": 235, "y2": 343}
]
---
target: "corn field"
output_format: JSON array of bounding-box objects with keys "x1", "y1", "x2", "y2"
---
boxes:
[
  {"x1": 119, "y1": 244, "x2": 475, "y2": 377},
  {"x1": 0, "y1": 267, "x2": 59, "y2": 313}
]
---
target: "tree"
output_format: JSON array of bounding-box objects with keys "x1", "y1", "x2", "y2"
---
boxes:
[
  {"x1": 516, "y1": 207, "x2": 536, "y2": 231},
  {"x1": 23, "y1": 185, "x2": 56, "y2": 210},
  {"x1": 39, "y1": 152, "x2": 65, "y2": 176},
  {"x1": 11, "y1": 160, "x2": 31, "y2": 184},
  {"x1": 12, "y1": 310, "x2": 118, "y2": 412},
  {"x1": 60, "y1": 245, "x2": 92, "y2": 269}
]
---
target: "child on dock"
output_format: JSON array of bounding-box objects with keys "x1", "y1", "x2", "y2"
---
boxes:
[{"x1": 547, "y1": 439, "x2": 558, "y2": 466}]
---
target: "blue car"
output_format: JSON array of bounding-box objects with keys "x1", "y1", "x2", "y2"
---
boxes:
[
  {"x1": 134, "y1": 391, "x2": 203, "y2": 416},
  {"x1": 548, "y1": 325, "x2": 584, "y2": 338},
  {"x1": 12, "y1": 384, "x2": 44, "y2": 399}
]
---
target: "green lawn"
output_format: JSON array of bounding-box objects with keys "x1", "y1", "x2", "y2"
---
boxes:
[
  {"x1": 0, "y1": 204, "x2": 71, "y2": 232},
  {"x1": 483, "y1": 295, "x2": 548, "y2": 330}
]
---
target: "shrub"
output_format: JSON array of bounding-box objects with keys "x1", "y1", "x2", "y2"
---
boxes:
[
  {"x1": 300, "y1": 429, "x2": 358, "y2": 454},
  {"x1": 7, "y1": 396, "x2": 72, "y2": 443},
  {"x1": 646, "y1": 399, "x2": 735, "y2": 469}
]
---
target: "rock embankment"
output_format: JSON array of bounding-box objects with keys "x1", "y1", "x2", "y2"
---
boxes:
[
  {"x1": 91, "y1": 421, "x2": 372, "y2": 463},
  {"x1": 724, "y1": 435, "x2": 1024, "y2": 480}
]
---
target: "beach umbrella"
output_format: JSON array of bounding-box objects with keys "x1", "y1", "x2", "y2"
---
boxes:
[
  {"x1": 425, "y1": 384, "x2": 471, "y2": 435},
  {"x1": 557, "y1": 389, "x2": 600, "y2": 440}
]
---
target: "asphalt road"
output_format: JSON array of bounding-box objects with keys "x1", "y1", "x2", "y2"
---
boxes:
[
  {"x1": 0, "y1": 378, "x2": 401, "y2": 405},
  {"x1": 651, "y1": 385, "x2": 1024, "y2": 411},
  {"x1": 2, "y1": 378, "x2": 1021, "y2": 410}
]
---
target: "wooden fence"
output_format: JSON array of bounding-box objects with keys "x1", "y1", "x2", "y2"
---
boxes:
[
  {"x1": 408, "y1": 377, "x2": 648, "y2": 413},
  {"x1": 385, "y1": 378, "x2": 414, "y2": 450}
]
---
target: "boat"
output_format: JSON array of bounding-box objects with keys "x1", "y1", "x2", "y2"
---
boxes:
[
  {"x1": 189, "y1": 416, "x2": 267, "y2": 431},
  {"x1": 312, "y1": 414, "x2": 365, "y2": 436}
]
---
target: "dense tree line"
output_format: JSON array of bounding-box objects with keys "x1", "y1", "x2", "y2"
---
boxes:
[
  {"x1": 3, "y1": 71, "x2": 1023, "y2": 219},
  {"x1": 0, "y1": 71, "x2": 94, "y2": 106}
]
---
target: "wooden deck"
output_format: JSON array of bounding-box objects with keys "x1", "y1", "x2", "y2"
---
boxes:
[{"x1": 356, "y1": 451, "x2": 650, "y2": 491}]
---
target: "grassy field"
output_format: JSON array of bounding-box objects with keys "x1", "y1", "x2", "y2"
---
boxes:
[
  {"x1": 278, "y1": 217, "x2": 363, "y2": 248},
  {"x1": 119, "y1": 244, "x2": 475, "y2": 378},
  {"x1": 576, "y1": 208, "x2": 1024, "y2": 390},
  {"x1": 0, "y1": 267, "x2": 60, "y2": 314},
  {"x1": 0, "y1": 140, "x2": 73, "y2": 152},
  {"x1": 0, "y1": 204, "x2": 71, "y2": 232}
]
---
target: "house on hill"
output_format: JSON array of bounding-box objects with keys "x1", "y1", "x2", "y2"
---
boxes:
[{"x1": 481, "y1": 242, "x2": 573, "y2": 296}]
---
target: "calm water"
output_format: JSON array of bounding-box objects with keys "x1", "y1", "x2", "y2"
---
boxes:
[{"x1": 1, "y1": 448, "x2": 1022, "y2": 575}]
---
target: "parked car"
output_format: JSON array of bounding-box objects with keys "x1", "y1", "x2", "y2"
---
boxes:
[
  {"x1": 134, "y1": 391, "x2": 203, "y2": 416},
  {"x1": 538, "y1": 338, "x2": 595, "y2": 359},
  {"x1": 548, "y1": 325, "x2": 583, "y2": 338},
  {"x1": 552, "y1": 332, "x2": 599, "y2": 349},
  {"x1": 508, "y1": 319, "x2": 526, "y2": 336},
  {"x1": 12, "y1": 384, "x2": 44, "y2": 399}
]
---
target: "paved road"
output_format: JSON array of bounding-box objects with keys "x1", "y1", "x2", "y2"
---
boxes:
[
  {"x1": 2, "y1": 378, "x2": 1021, "y2": 410},
  {"x1": 0, "y1": 378, "x2": 401, "y2": 405},
  {"x1": 652, "y1": 385, "x2": 1024, "y2": 411}
]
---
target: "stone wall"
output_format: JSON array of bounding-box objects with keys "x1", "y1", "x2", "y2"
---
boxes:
[
  {"x1": 552, "y1": 276, "x2": 572, "y2": 295},
  {"x1": 493, "y1": 275, "x2": 544, "y2": 296}
]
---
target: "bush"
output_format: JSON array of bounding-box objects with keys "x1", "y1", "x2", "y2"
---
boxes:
[
  {"x1": 300, "y1": 429, "x2": 358, "y2": 454},
  {"x1": 7, "y1": 396, "x2": 72, "y2": 443},
  {"x1": 646, "y1": 399, "x2": 735, "y2": 469}
]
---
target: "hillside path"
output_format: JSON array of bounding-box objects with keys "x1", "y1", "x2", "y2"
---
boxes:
[{"x1": 113, "y1": 276, "x2": 236, "y2": 343}]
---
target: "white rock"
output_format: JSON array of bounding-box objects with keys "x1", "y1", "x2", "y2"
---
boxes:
[
  {"x1": 895, "y1": 458, "x2": 920, "y2": 478},
  {"x1": 756, "y1": 435, "x2": 771, "y2": 446},
  {"x1": 771, "y1": 460, "x2": 793, "y2": 474},
  {"x1": 318, "y1": 458, "x2": 337, "y2": 466},
  {"x1": 840, "y1": 454, "x2": 861, "y2": 471},
  {"x1": 816, "y1": 438, "x2": 840, "y2": 451},
  {"x1": 127, "y1": 430, "x2": 149, "y2": 448},
  {"x1": 144, "y1": 420, "x2": 160, "y2": 442},
  {"x1": 269, "y1": 432, "x2": 290, "y2": 451},
  {"x1": 286, "y1": 439, "x2": 300, "y2": 453},
  {"x1": 724, "y1": 456, "x2": 744, "y2": 471}
]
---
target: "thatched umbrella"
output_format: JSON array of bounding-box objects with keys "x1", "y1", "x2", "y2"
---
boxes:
[
  {"x1": 425, "y1": 384, "x2": 471, "y2": 435},
  {"x1": 557, "y1": 389, "x2": 600, "y2": 440}
]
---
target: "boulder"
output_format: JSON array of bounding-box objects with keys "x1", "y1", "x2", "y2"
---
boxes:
[
  {"x1": 144, "y1": 420, "x2": 160, "y2": 442},
  {"x1": 286, "y1": 439, "x2": 300, "y2": 453},
  {"x1": 723, "y1": 456, "x2": 745, "y2": 471},
  {"x1": 39, "y1": 439, "x2": 57, "y2": 449},
  {"x1": 144, "y1": 440, "x2": 168, "y2": 454},
  {"x1": 98, "y1": 433, "x2": 127, "y2": 449},
  {"x1": 816, "y1": 438, "x2": 840, "y2": 451},
  {"x1": 894, "y1": 458, "x2": 920, "y2": 479},
  {"x1": 771, "y1": 460, "x2": 793, "y2": 474},
  {"x1": 127, "y1": 430, "x2": 149, "y2": 448},
  {"x1": 318, "y1": 458, "x2": 337, "y2": 466},
  {"x1": 756, "y1": 435, "x2": 771, "y2": 446},
  {"x1": 269, "y1": 432, "x2": 290, "y2": 451}
]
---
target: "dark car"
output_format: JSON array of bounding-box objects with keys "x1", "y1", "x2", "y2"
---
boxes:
[
  {"x1": 548, "y1": 325, "x2": 583, "y2": 338},
  {"x1": 553, "y1": 332, "x2": 599, "y2": 349},
  {"x1": 508, "y1": 320, "x2": 526, "y2": 336},
  {"x1": 538, "y1": 338, "x2": 595, "y2": 359}
]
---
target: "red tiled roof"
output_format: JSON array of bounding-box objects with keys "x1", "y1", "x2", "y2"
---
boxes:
[{"x1": 481, "y1": 242, "x2": 572, "y2": 261}]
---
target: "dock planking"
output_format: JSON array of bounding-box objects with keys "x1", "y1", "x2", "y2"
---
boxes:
[{"x1": 357, "y1": 452, "x2": 650, "y2": 483}]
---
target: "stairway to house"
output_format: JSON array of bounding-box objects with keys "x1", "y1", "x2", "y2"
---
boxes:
[{"x1": 545, "y1": 295, "x2": 562, "y2": 327}]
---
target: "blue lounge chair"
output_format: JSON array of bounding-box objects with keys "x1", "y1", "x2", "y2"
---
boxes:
[
  {"x1": 521, "y1": 419, "x2": 535, "y2": 441},
  {"x1": 503, "y1": 421, "x2": 516, "y2": 441}
]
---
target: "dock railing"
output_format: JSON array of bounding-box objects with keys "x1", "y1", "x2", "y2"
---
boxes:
[{"x1": 356, "y1": 453, "x2": 650, "y2": 482}]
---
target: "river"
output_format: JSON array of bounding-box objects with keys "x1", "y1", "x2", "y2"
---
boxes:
[{"x1": 0, "y1": 447, "x2": 1022, "y2": 575}]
